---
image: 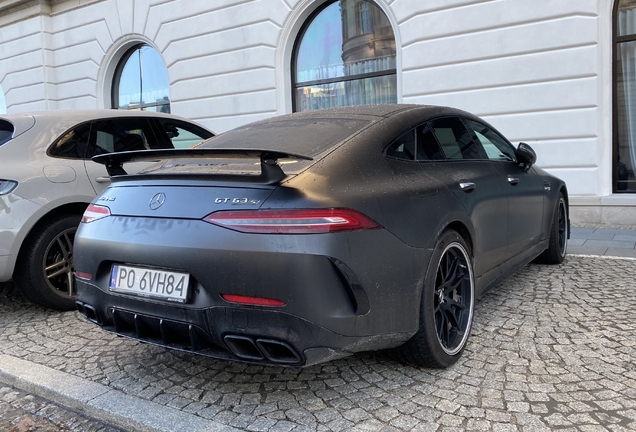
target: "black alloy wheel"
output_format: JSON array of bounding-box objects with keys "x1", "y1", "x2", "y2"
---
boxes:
[
  {"x1": 394, "y1": 229, "x2": 475, "y2": 368},
  {"x1": 556, "y1": 197, "x2": 567, "y2": 258},
  {"x1": 434, "y1": 241, "x2": 474, "y2": 356},
  {"x1": 536, "y1": 192, "x2": 568, "y2": 264}
]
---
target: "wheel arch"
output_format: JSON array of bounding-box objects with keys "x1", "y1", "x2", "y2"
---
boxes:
[
  {"x1": 416, "y1": 218, "x2": 474, "y2": 311},
  {"x1": 442, "y1": 220, "x2": 474, "y2": 258},
  {"x1": 559, "y1": 184, "x2": 569, "y2": 207},
  {"x1": 557, "y1": 184, "x2": 570, "y2": 239},
  {"x1": 15, "y1": 202, "x2": 89, "y2": 263}
]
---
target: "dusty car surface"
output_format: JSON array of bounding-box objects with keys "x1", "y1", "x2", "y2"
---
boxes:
[
  {"x1": 74, "y1": 104, "x2": 568, "y2": 367},
  {"x1": 0, "y1": 110, "x2": 213, "y2": 310}
]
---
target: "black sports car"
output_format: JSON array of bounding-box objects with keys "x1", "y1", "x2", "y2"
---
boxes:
[{"x1": 74, "y1": 104, "x2": 568, "y2": 368}]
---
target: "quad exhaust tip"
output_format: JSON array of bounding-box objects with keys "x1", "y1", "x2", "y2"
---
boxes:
[
  {"x1": 224, "y1": 335, "x2": 301, "y2": 364},
  {"x1": 76, "y1": 301, "x2": 102, "y2": 325}
]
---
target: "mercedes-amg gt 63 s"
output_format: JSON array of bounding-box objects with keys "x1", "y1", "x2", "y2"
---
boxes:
[{"x1": 74, "y1": 104, "x2": 569, "y2": 368}]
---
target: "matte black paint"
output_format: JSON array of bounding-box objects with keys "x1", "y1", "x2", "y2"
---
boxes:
[{"x1": 75, "y1": 104, "x2": 568, "y2": 366}]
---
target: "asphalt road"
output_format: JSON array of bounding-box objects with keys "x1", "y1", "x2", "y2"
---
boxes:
[{"x1": 1, "y1": 255, "x2": 636, "y2": 431}]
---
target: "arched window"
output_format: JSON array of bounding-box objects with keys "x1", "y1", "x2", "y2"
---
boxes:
[
  {"x1": 615, "y1": 0, "x2": 636, "y2": 192},
  {"x1": 112, "y1": 44, "x2": 170, "y2": 112},
  {"x1": 0, "y1": 84, "x2": 6, "y2": 114},
  {"x1": 293, "y1": 0, "x2": 396, "y2": 112}
]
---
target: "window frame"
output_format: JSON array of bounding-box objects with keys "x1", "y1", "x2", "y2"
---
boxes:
[
  {"x1": 111, "y1": 44, "x2": 171, "y2": 112},
  {"x1": 291, "y1": 0, "x2": 397, "y2": 112},
  {"x1": 613, "y1": 0, "x2": 636, "y2": 193}
]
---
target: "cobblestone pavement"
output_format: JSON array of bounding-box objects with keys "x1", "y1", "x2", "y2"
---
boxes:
[
  {"x1": 0, "y1": 385, "x2": 121, "y2": 432},
  {"x1": 1, "y1": 255, "x2": 636, "y2": 431}
]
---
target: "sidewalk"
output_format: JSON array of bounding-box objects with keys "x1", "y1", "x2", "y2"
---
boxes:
[
  {"x1": 569, "y1": 225, "x2": 636, "y2": 258},
  {"x1": 0, "y1": 355, "x2": 236, "y2": 432},
  {"x1": 1, "y1": 227, "x2": 636, "y2": 432}
]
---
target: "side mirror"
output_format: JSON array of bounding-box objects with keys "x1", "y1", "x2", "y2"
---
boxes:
[{"x1": 516, "y1": 142, "x2": 537, "y2": 168}]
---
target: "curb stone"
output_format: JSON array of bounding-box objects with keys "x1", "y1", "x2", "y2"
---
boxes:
[{"x1": 0, "y1": 354, "x2": 239, "y2": 432}]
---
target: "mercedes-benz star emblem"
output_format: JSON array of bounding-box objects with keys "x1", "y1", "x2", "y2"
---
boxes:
[{"x1": 149, "y1": 192, "x2": 166, "y2": 210}]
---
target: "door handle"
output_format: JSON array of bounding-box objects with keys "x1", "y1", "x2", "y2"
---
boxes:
[
  {"x1": 459, "y1": 182, "x2": 475, "y2": 192},
  {"x1": 508, "y1": 177, "x2": 519, "y2": 185},
  {"x1": 95, "y1": 176, "x2": 111, "y2": 183}
]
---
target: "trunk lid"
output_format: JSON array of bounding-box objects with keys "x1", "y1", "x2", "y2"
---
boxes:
[{"x1": 99, "y1": 183, "x2": 274, "y2": 219}]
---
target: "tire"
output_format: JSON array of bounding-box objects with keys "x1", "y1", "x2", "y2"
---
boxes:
[
  {"x1": 536, "y1": 193, "x2": 567, "y2": 264},
  {"x1": 395, "y1": 229, "x2": 475, "y2": 368},
  {"x1": 14, "y1": 214, "x2": 81, "y2": 310}
]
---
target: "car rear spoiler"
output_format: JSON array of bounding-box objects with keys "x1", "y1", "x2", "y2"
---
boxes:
[{"x1": 92, "y1": 149, "x2": 313, "y2": 184}]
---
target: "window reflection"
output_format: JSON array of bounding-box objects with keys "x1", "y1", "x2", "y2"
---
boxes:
[
  {"x1": 113, "y1": 45, "x2": 170, "y2": 113},
  {"x1": 616, "y1": 0, "x2": 636, "y2": 192},
  {"x1": 294, "y1": 0, "x2": 397, "y2": 111},
  {"x1": 295, "y1": 75, "x2": 396, "y2": 111},
  {"x1": 618, "y1": 0, "x2": 636, "y2": 37}
]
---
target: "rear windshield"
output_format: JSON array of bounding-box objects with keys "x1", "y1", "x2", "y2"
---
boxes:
[
  {"x1": 0, "y1": 120, "x2": 14, "y2": 147},
  {"x1": 202, "y1": 118, "x2": 369, "y2": 155},
  {"x1": 144, "y1": 117, "x2": 370, "y2": 176}
]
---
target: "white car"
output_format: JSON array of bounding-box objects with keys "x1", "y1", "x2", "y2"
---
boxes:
[{"x1": 0, "y1": 110, "x2": 214, "y2": 310}]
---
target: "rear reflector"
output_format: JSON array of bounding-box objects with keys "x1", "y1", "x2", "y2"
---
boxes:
[
  {"x1": 75, "y1": 271, "x2": 92, "y2": 281},
  {"x1": 221, "y1": 294, "x2": 286, "y2": 307},
  {"x1": 81, "y1": 204, "x2": 111, "y2": 223},
  {"x1": 204, "y1": 208, "x2": 380, "y2": 234}
]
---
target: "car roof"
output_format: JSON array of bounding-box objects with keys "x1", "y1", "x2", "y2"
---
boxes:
[
  {"x1": 248, "y1": 104, "x2": 475, "y2": 122},
  {"x1": 0, "y1": 109, "x2": 193, "y2": 122},
  {"x1": 201, "y1": 104, "x2": 478, "y2": 156},
  {"x1": 0, "y1": 109, "x2": 213, "y2": 140}
]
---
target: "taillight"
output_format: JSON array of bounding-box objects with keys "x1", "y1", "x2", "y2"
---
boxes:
[
  {"x1": 203, "y1": 208, "x2": 381, "y2": 234},
  {"x1": 221, "y1": 294, "x2": 286, "y2": 307},
  {"x1": 81, "y1": 204, "x2": 111, "y2": 223}
]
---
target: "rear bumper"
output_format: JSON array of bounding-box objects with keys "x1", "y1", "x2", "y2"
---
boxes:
[
  {"x1": 76, "y1": 281, "x2": 412, "y2": 366},
  {"x1": 74, "y1": 216, "x2": 432, "y2": 365}
]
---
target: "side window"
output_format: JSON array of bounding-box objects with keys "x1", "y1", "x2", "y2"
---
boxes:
[
  {"x1": 430, "y1": 117, "x2": 486, "y2": 160},
  {"x1": 386, "y1": 129, "x2": 416, "y2": 160},
  {"x1": 154, "y1": 119, "x2": 212, "y2": 149},
  {"x1": 0, "y1": 120, "x2": 14, "y2": 147},
  {"x1": 386, "y1": 123, "x2": 449, "y2": 161},
  {"x1": 464, "y1": 119, "x2": 516, "y2": 162},
  {"x1": 416, "y1": 123, "x2": 444, "y2": 160},
  {"x1": 88, "y1": 118, "x2": 158, "y2": 158},
  {"x1": 49, "y1": 123, "x2": 91, "y2": 159}
]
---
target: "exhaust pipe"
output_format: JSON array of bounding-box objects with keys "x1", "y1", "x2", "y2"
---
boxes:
[
  {"x1": 224, "y1": 335, "x2": 264, "y2": 361},
  {"x1": 76, "y1": 301, "x2": 102, "y2": 325},
  {"x1": 224, "y1": 335, "x2": 302, "y2": 364},
  {"x1": 256, "y1": 339, "x2": 301, "y2": 364}
]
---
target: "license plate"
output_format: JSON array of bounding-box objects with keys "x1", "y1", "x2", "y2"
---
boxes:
[{"x1": 109, "y1": 264, "x2": 189, "y2": 303}]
